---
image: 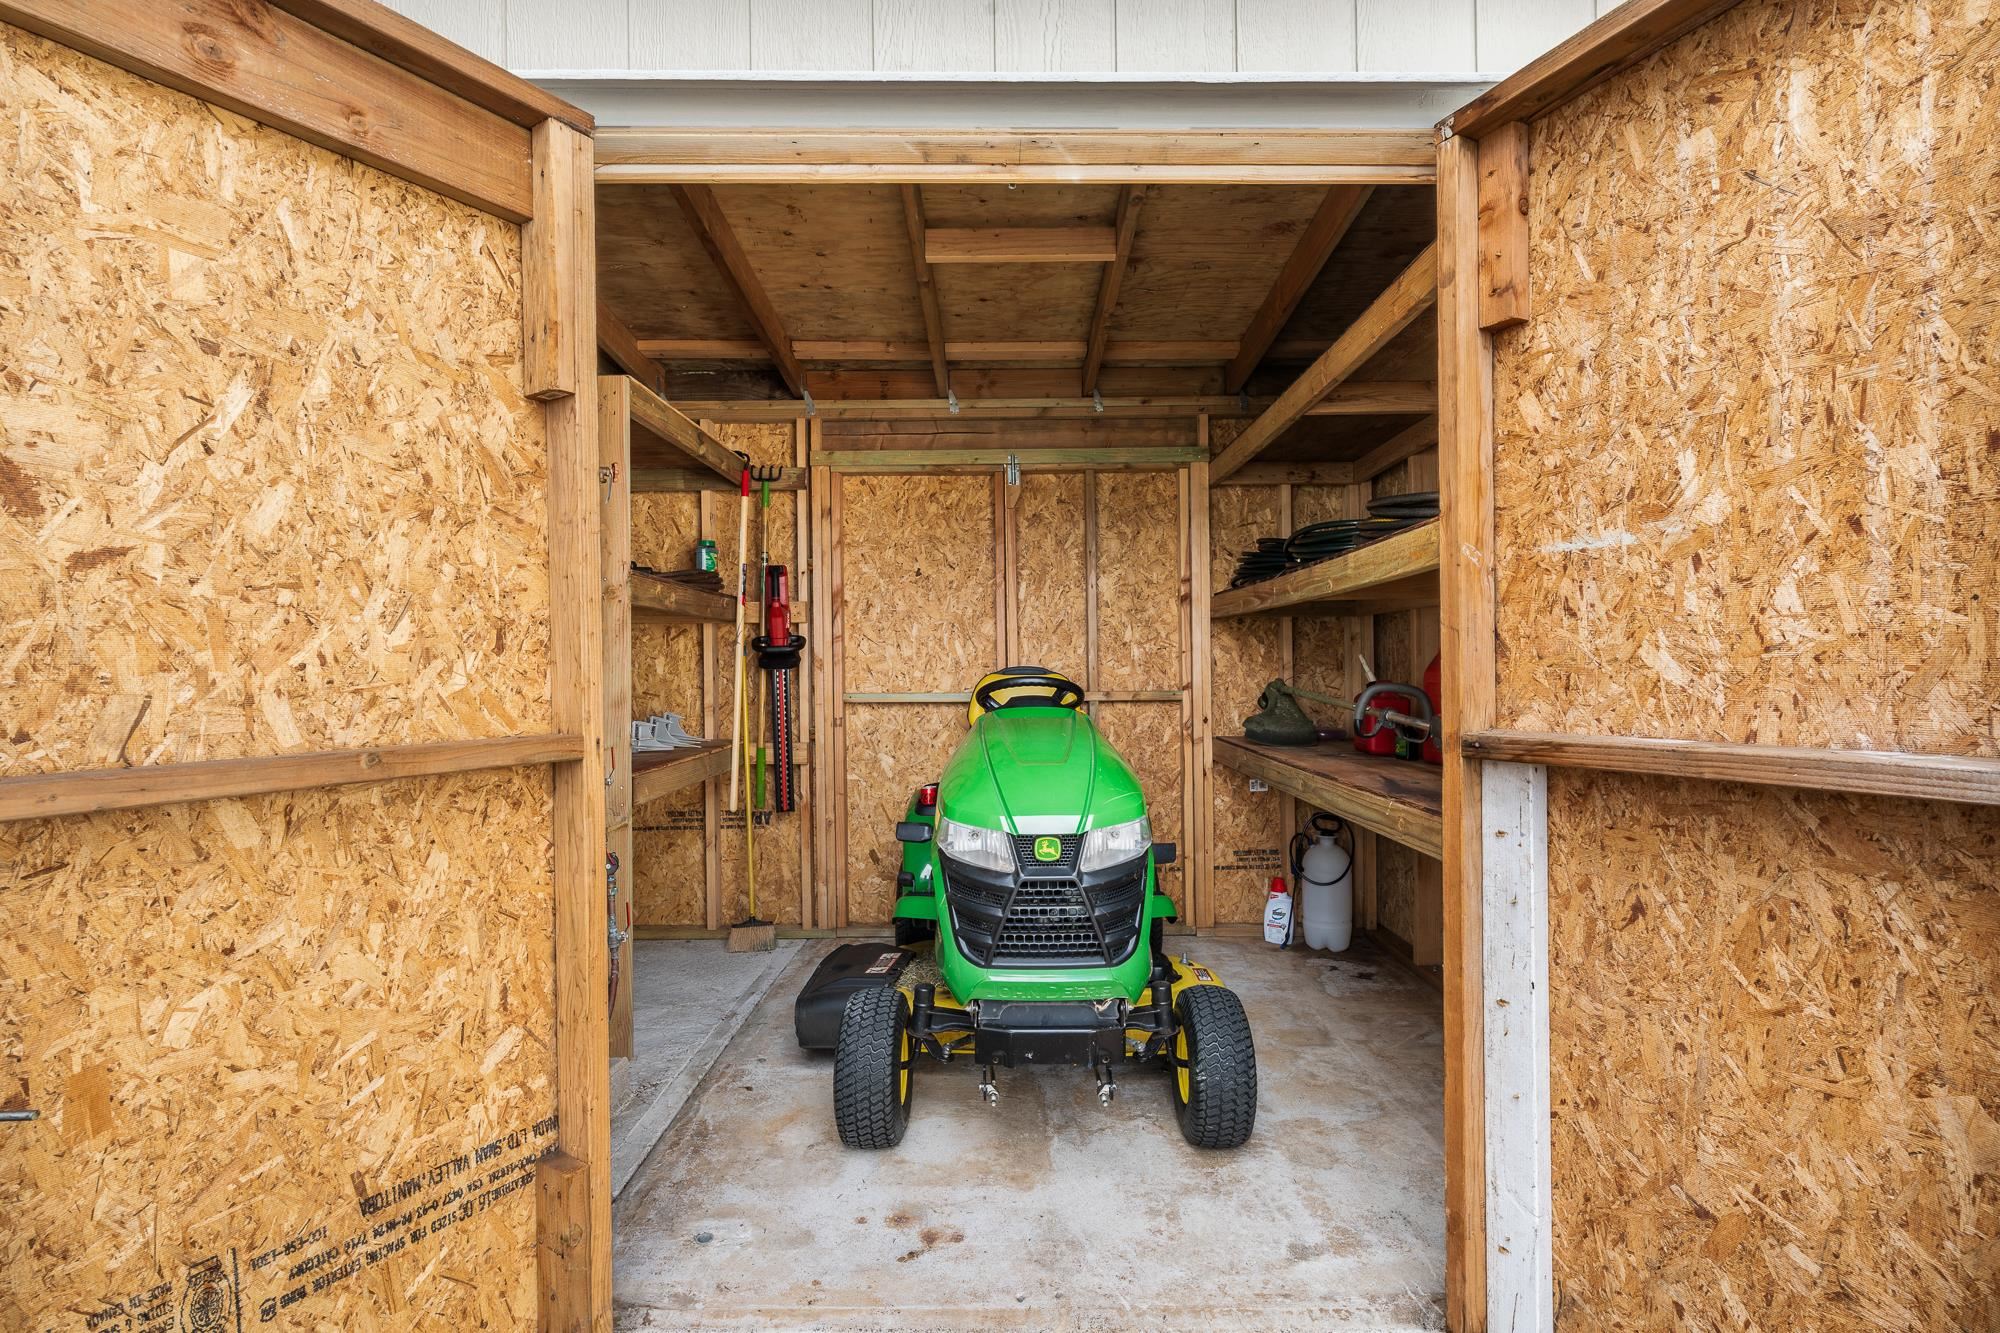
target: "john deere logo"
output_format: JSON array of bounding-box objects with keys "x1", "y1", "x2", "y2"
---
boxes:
[{"x1": 1033, "y1": 836, "x2": 1063, "y2": 863}]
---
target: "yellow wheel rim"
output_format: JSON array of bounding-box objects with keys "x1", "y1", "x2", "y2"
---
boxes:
[
  {"x1": 899, "y1": 1029, "x2": 912, "y2": 1104},
  {"x1": 1174, "y1": 1027, "x2": 1190, "y2": 1102}
]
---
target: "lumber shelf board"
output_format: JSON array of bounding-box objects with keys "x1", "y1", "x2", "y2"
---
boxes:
[
  {"x1": 632, "y1": 742, "x2": 731, "y2": 807},
  {"x1": 1462, "y1": 730, "x2": 2000, "y2": 807},
  {"x1": 1211, "y1": 519, "x2": 1440, "y2": 619},
  {"x1": 1215, "y1": 736, "x2": 1444, "y2": 860},
  {"x1": 629, "y1": 574, "x2": 734, "y2": 624}
]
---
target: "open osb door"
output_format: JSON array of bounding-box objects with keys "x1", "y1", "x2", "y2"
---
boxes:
[
  {"x1": 1441, "y1": 0, "x2": 2000, "y2": 1328},
  {"x1": 1, "y1": 7, "x2": 610, "y2": 1329}
]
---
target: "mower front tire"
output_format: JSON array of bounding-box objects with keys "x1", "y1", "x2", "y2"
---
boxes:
[
  {"x1": 1170, "y1": 986, "x2": 1257, "y2": 1149},
  {"x1": 833, "y1": 987, "x2": 914, "y2": 1148}
]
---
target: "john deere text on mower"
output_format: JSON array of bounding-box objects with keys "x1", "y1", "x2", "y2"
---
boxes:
[{"x1": 794, "y1": 668, "x2": 1257, "y2": 1149}]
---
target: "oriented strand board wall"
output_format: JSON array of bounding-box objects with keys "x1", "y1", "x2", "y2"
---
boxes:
[
  {"x1": 1544, "y1": 769, "x2": 2000, "y2": 1330},
  {"x1": 0, "y1": 24, "x2": 550, "y2": 779},
  {"x1": 1014, "y1": 472, "x2": 1087, "y2": 681},
  {"x1": 629, "y1": 494, "x2": 705, "y2": 926},
  {"x1": 1489, "y1": 2, "x2": 2000, "y2": 1327},
  {"x1": 2, "y1": 772, "x2": 557, "y2": 1331},
  {"x1": 0, "y1": 30, "x2": 557, "y2": 1329},
  {"x1": 1094, "y1": 472, "x2": 1180, "y2": 692},
  {"x1": 1492, "y1": 0, "x2": 1999, "y2": 756}
]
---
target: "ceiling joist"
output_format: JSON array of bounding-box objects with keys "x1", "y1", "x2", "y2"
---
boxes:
[
  {"x1": 899, "y1": 186, "x2": 951, "y2": 395},
  {"x1": 597, "y1": 304, "x2": 666, "y2": 396},
  {"x1": 1082, "y1": 186, "x2": 1147, "y2": 396},
  {"x1": 1225, "y1": 183, "x2": 1373, "y2": 394},
  {"x1": 669, "y1": 182, "x2": 807, "y2": 396},
  {"x1": 924, "y1": 227, "x2": 1121, "y2": 264},
  {"x1": 1209, "y1": 244, "x2": 1439, "y2": 481}
]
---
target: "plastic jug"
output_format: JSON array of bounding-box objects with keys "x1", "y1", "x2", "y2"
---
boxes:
[
  {"x1": 1299, "y1": 828, "x2": 1353, "y2": 951},
  {"x1": 1262, "y1": 877, "x2": 1293, "y2": 946}
]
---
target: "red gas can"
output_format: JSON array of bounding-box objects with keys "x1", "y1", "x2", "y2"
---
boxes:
[
  {"x1": 1353, "y1": 685, "x2": 1425, "y2": 756},
  {"x1": 1421, "y1": 653, "x2": 1443, "y2": 765}
]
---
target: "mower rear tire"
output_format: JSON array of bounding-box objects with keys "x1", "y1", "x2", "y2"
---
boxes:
[
  {"x1": 834, "y1": 987, "x2": 914, "y2": 1149},
  {"x1": 894, "y1": 918, "x2": 936, "y2": 947},
  {"x1": 1170, "y1": 986, "x2": 1257, "y2": 1149}
]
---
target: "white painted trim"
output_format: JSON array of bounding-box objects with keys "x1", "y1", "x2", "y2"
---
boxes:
[{"x1": 1481, "y1": 761, "x2": 1553, "y2": 1333}]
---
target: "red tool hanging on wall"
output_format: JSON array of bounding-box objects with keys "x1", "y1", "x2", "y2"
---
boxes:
[{"x1": 752, "y1": 562, "x2": 806, "y2": 811}]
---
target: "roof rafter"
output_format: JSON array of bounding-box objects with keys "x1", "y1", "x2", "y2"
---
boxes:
[
  {"x1": 1082, "y1": 185, "x2": 1148, "y2": 396},
  {"x1": 899, "y1": 185, "x2": 951, "y2": 396},
  {"x1": 1224, "y1": 183, "x2": 1373, "y2": 394},
  {"x1": 669, "y1": 183, "x2": 806, "y2": 396}
]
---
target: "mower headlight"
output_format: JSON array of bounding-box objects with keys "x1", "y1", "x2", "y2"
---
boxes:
[
  {"x1": 937, "y1": 816, "x2": 1014, "y2": 873},
  {"x1": 1078, "y1": 816, "x2": 1151, "y2": 873}
]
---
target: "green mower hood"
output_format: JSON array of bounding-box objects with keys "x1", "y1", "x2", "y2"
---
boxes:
[{"x1": 938, "y1": 706, "x2": 1147, "y2": 834}]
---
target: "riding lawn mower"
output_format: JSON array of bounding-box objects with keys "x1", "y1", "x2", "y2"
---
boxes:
[{"x1": 793, "y1": 668, "x2": 1258, "y2": 1150}]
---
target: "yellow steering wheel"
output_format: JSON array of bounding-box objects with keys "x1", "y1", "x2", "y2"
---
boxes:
[{"x1": 967, "y1": 668, "x2": 1085, "y2": 725}]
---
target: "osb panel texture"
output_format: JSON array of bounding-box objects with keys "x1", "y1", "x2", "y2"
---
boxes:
[
  {"x1": 0, "y1": 27, "x2": 550, "y2": 777},
  {"x1": 1492, "y1": 0, "x2": 2000, "y2": 755},
  {"x1": 841, "y1": 475, "x2": 996, "y2": 692},
  {"x1": 845, "y1": 704, "x2": 961, "y2": 925},
  {"x1": 1093, "y1": 703, "x2": 1185, "y2": 905},
  {"x1": 1210, "y1": 484, "x2": 1286, "y2": 923},
  {"x1": 1093, "y1": 471, "x2": 1180, "y2": 692},
  {"x1": 1013, "y1": 473, "x2": 1087, "y2": 682},
  {"x1": 1, "y1": 769, "x2": 557, "y2": 1329},
  {"x1": 1545, "y1": 768, "x2": 2000, "y2": 1331}
]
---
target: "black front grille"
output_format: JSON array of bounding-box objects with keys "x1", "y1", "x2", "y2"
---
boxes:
[
  {"x1": 1011, "y1": 834, "x2": 1082, "y2": 874},
  {"x1": 944, "y1": 858, "x2": 1146, "y2": 969}
]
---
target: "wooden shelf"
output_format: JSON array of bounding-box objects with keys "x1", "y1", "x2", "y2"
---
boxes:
[
  {"x1": 630, "y1": 574, "x2": 733, "y2": 624},
  {"x1": 1215, "y1": 735, "x2": 1443, "y2": 859},
  {"x1": 626, "y1": 377, "x2": 742, "y2": 484},
  {"x1": 632, "y1": 741, "x2": 731, "y2": 806},
  {"x1": 1211, "y1": 518, "x2": 1439, "y2": 619}
]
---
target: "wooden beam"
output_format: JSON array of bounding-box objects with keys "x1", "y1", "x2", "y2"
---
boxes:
[
  {"x1": 0, "y1": 734, "x2": 584, "y2": 823},
  {"x1": 628, "y1": 380, "x2": 743, "y2": 484},
  {"x1": 526, "y1": 117, "x2": 611, "y2": 1332},
  {"x1": 599, "y1": 379, "x2": 635, "y2": 1062},
  {"x1": 811, "y1": 447, "x2": 1202, "y2": 473},
  {"x1": 670, "y1": 183, "x2": 807, "y2": 396},
  {"x1": 268, "y1": 0, "x2": 590, "y2": 131},
  {"x1": 1225, "y1": 184, "x2": 1372, "y2": 393},
  {"x1": 1209, "y1": 245, "x2": 1438, "y2": 481},
  {"x1": 1082, "y1": 187, "x2": 1147, "y2": 394},
  {"x1": 1436, "y1": 131, "x2": 1493, "y2": 1333},
  {"x1": 1214, "y1": 737, "x2": 1443, "y2": 860},
  {"x1": 899, "y1": 186, "x2": 951, "y2": 395},
  {"x1": 1462, "y1": 732, "x2": 2000, "y2": 807},
  {"x1": 1441, "y1": 0, "x2": 1746, "y2": 140},
  {"x1": 632, "y1": 467, "x2": 805, "y2": 493},
  {"x1": 0, "y1": 0, "x2": 535, "y2": 222},
  {"x1": 597, "y1": 128, "x2": 1438, "y2": 169},
  {"x1": 924, "y1": 227, "x2": 1121, "y2": 264},
  {"x1": 597, "y1": 306, "x2": 666, "y2": 396},
  {"x1": 641, "y1": 337, "x2": 1241, "y2": 365},
  {"x1": 1476, "y1": 123, "x2": 1531, "y2": 331},
  {"x1": 1213, "y1": 460, "x2": 1355, "y2": 488},
  {"x1": 674, "y1": 382, "x2": 1431, "y2": 423},
  {"x1": 1354, "y1": 414, "x2": 1441, "y2": 481}
]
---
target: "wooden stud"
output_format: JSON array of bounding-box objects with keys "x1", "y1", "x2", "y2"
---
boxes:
[
  {"x1": 1188, "y1": 433, "x2": 1215, "y2": 931},
  {"x1": 0, "y1": 0, "x2": 536, "y2": 221},
  {"x1": 898, "y1": 186, "x2": 951, "y2": 396},
  {"x1": 924, "y1": 226, "x2": 1121, "y2": 264},
  {"x1": 828, "y1": 461, "x2": 848, "y2": 928},
  {"x1": 1441, "y1": 0, "x2": 1747, "y2": 140},
  {"x1": 599, "y1": 379, "x2": 636, "y2": 1062},
  {"x1": 598, "y1": 306, "x2": 666, "y2": 396},
  {"x1": 999, "y1": 474, "x2": 1022, "y2": 665},
  {"x1": 0, "y1": 734, "x2": 585, "y2": 823},
  {"x1": 1408, "y1": 447, "x2": 1444, "y2": 968},
  {"x1": 809, "y1": 450, "x2": 837, "y2": 933},
  {"x1": 670, "y1": 183, "x2": 807, "y2": 396},
  {"x1": 1084, "y1": 471, "x2": 1101, "y2": 697},
  {"x1": 992, "y1": 474, "x2": 1012, "y2": 666},
  {"x1": 699, "y1": 490, "x2": 722, "y2": 934},
  {"x1": 1277, "y1": 482, "x2": 1298, "y2": 883},
  {"x1": 1335, "y1": 476, "x2": 1379, "y2": 934},
  {"x1": 1476, "y1": 123, "x2": 1531, "y2": 332},
  {"x1": 644, "y1": 337, "x2": 1240, "y2": 365},
  {"x1": 1178, "y1": 465, "x2": 1198, "y2": 929},
  {"x1": 1209, "y1": 245, "x2": 1438, "y2": 482},
  {"x1": 1082, "y1": 187, "x2": 1148, "y2": 395},
  {"x1": 794, "y1": 420, "x2": 815, "y2": 931},
  {"x1": 526, "y1": 118, "x2": 609, "y2": 1333},
  {"x1": 1225, "y1": 184, "x2": 1373, "y2": 393},
  {"x1": 1437, "y1": 130, "x2": 1494, "y2": 1333}
]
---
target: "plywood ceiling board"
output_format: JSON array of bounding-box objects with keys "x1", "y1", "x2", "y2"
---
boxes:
[
  {"x1": 1112, "y1": 185, "x2": 1329, "y2": 342},
  {"x1": 1278, "y1": 186, "x2": 1439, "y2": 346},
  {"x1": 937, "y1": 264, "x2": 1106, "y2": 345},
  {"x1": 1256, "y1": 414, "x2": 1419, "y2": 464},
  {"x1": 597, "y1": 184, "x2": 754, "y2": 340},
  {"x1": 712, "y1": 183, "x2": 928, "y2": 343}
]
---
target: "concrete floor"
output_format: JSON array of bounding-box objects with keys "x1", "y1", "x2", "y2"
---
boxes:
[
  {"x1": 612, "y1": 939, "x2": 804, "y2": 1196},
  {"x1": 614, "y1": 935, "x2": 1445, "y2": 1332}
]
